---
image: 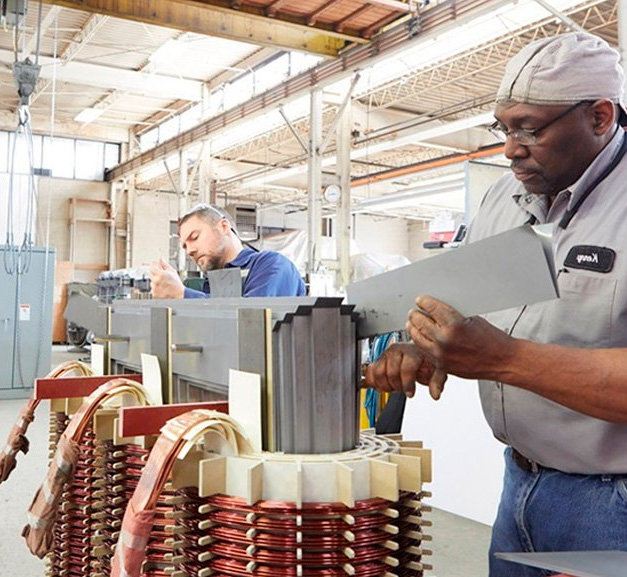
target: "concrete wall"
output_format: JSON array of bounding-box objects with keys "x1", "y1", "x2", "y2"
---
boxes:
[
  {"x1": 131, "y1": 191, "x2": 179, "y2": 268},
  {"x1": 353, "y1": 214, "x2": 408, "y2": 256},
  {"x1": 466, "y1": 160, "x2": 509, "y2": 222},
  {"x1": 33, "y1": 177, "x2": 115, "y2": 283},
  {"x1": 408, "y1": 220, "x2": 433, "y2": 262}
]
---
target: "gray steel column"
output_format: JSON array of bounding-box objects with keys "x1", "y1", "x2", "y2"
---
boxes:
[
  {"x1": 199, "y1": 140, "x2": 212, "y2": 205},
  {"x1": 336, "y1": 92, "x2": 352, "y2": 289},
  {"x1": 311, "y1": 305, "x2": 342, "y2": 453},
  {"x1": 307, "y1": 88, "x2": 323, "y2": 277},
  {"x1": 619, "y1": 0, "x2": 627, "y2": 98},
  {"x1": 150, "y1": 306, "x2": 173, "y2": 404},
  {"x1": 108, "y1": 181, "x2": 117, "y2": 269},
  {"x1": 178, "y1": 148, "x2": 188, "y2": 272},
  {"x1": 125, "y1": 178, "x2": 134, "y2": 268}
]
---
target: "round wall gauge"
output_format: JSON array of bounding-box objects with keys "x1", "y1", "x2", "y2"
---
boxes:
[{"x1": 323, "y1": 184, "x2": 341, "y2": 203}]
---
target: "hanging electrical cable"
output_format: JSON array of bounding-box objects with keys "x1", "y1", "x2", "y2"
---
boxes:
[
  {"x1": 3, "y1": 0, "x2": 55, "y2": 391},
  {"x1": 31, "y1": 0, "x2": 57, "y2": 385},
  {"x1": 4, "y1": 0, "x2": 41, "y2": 276},
  {"x1": 364, "y1": 332, "x2": 400, "y2": 428}
]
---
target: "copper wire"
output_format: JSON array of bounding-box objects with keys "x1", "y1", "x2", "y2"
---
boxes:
[{"x1": 168, "y1": 489, "x2": 428, "y2": 577}]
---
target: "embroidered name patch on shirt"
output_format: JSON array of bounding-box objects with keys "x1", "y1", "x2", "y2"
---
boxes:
[{"x1": 564, "y1": 245, "x2": 615, "y2": 273}]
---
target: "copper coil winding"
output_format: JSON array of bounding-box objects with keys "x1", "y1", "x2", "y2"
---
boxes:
[
  {"x1": 91, "y1": 441, "x2": 163, "y2": 575},
  {"x1": 169, "y1": 490, "x2": 428, "y2": 577},
  {"x1": 206, "y1": 526, "x2": 387, "y2": 549},
  {"x1": 209, "y1": 558, "x2": 386, "y2": 577},
  {"x1": 206, "y1": 493, "x2": 391, "y2": 515},
  {"x1": 46, "y1": 426, "x2": 101, "y2": 577},
  {"x1": 207, "y1": 510, "x2": 389, "y2": 532},
  {"x1": 210, "y1": 541, "x2": 388, "y2": 565}
]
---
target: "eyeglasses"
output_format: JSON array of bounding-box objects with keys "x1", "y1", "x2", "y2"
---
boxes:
[
  {"x1": 197, "y1": 203, "x2": 242, "y2": 238},
  {"x1": 487, "y1": 101, "x2": 588, "y2": 146}
]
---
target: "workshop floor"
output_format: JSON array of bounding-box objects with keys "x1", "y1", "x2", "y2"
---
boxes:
[{"x1": 0, "y1": 345, "x2": 491, "y2": 577}]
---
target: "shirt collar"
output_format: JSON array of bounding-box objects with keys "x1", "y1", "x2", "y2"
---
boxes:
[
  {"x1": 566, "y1": 127, "x2": 625, "y2": 205},
  {"x1": 226, "y1": 247, "x2": 255, "y2": 268}
]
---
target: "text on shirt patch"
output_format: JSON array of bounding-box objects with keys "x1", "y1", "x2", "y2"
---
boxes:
[{"x1": 564, "y1": 245, "x2": 615, "y2": 273}]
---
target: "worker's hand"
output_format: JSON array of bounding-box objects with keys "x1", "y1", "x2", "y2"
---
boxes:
[
  {"x1": 363, "y1": 342, "x2": 444, "y2": 400},
  {"x1": 406, "y1": 295, "x2": 514, "y2": 382},
  {"x1": 149, "y1": 257, "x2": 185, "y2": 299}
]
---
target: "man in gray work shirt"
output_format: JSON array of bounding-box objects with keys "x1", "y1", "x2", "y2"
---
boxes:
[{"x1": 365, "y1": 32, "x2": 627, "y2": 577}]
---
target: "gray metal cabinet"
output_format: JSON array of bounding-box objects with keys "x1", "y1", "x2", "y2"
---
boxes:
[{"x1": 1, "y1": 246, "x2": 55, "y2": 399}]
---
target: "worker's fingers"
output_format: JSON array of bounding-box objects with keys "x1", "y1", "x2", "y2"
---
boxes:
[
  {"x1": 399, "y1": 353, "x2": 419, "y2": 398},
  {"x1": 363, "y1": 344, "x2": 424, "y2": 398},
  {"x1": 159, "y1": 256, "x2": 174, "y2": 271},
  {"x1": 415, "y1": 295, "x2": 464, "y2": 327},
  {"x1": 406, "y1": 316, "x2": 434, "y2": 349},
  {"x1": 382, "y1": 350, "x2": 417, "y2": 398},
  {"x1": 365, "y1": 357, "x2": 394, "y2": 393},
  {"x1": 427, "y1": 369, "x2": 447, "y2": 401},
  {"x1": 149, "y1": 261, "x2": 161, "y2": 277}
]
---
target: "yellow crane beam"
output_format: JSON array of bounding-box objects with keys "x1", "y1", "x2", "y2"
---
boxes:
[{"x1": 40, "y1": 0, "x2": 368, "y2": 57}]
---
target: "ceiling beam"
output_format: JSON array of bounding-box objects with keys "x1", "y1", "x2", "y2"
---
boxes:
[
  {"x1": 0, "y1": 49, "x2": 204, "y2": 101},
  {"x1": 0, "y1": 110, "x2": 130, "y2": 142},
  {"x1": 228, "y1": 112, "x2": 494, "y2": 190},
  {"x1": 31, "y1": 13, "x2": 109, "y2": 106},
  {"x1": 21, "y1": 5, "x2": 61, "y2": 59},
  {"x1": 105, "y1": 0, "x2": 517, "y2": 181},
  {"x1": 368, "y1": 0, "x2": 416, "y2": 12},
  {"x1": 40, "y1": 0, "x2": 357, "y2": 58}
]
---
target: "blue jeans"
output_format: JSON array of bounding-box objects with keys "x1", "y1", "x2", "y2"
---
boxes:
[{"x1": 489, "y1": 447, "x2": 627, "y2": 577}]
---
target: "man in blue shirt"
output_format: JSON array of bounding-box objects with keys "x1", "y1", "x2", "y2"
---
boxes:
[{"x1": 150, "y1": 203, "x2": 305, "y2": 298}]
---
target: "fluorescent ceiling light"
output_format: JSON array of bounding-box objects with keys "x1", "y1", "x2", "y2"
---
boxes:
[
  {"x1": 149, "y1": 39, "x2": 184, "y2": 67},
  {"x1": 74, "y1": 107, "x2": 104, "y2": 124},
  {"x1": 211, "y1": 96, "x2": 310, "y2": 154},
  {"x1": 354, "y1": 172, "x2": 467, "y2": 212},
  {"x1": 355, "y1": 188, "x2": 465, "y2": 213},
  {"x1": 356, "y1": 176, "x2": 465, "y2": 210}
]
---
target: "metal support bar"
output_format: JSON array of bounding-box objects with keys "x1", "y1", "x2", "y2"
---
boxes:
[
  {"x1": 533, "y1": 0, "x2": 586, "y2": 32},
  {"x1": 150, "y1": 307, "x2": 173, "y2": 404},
  {"x1": 108, "y1": 182, "x2": 117, "y2": 270},
  {"x1": 278, "y1": 107, "x2": 309, "y2": 154},
  {"x1": 171, "y1": 343, "x2": 204, "y2": 353},
  {"x1": 92, "y1": 335, "x2": 130, "y2": 343},
  {"x1": 336, "y1": 88, "x2": 352, "y2": 289},
  {"x1": 198, "y1": 140, "x2": 212, "y2": 205},
  {"x1": 163, "y1": 158, "x2": 180, "y2": 194},
  {"x1": 320, "y1": 72, "x2": 360, "y2": 154},
  {"x1": 184, "y1": 141, "x2": 206, "y2": 196},
  {"x1": 307, "y1": 89, "x2": 323, "y2": 277},
  {"x1": 178, "y1": 149, "x2": 188, "y2": 272}
]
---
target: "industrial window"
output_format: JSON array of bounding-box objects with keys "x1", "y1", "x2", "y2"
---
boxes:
[
  {"x1": 0, "y1": 130, "x2": 120, "y2": 181},
  {"x1": 75, "y1": 140, "x2": 105, "y2": 180}
]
